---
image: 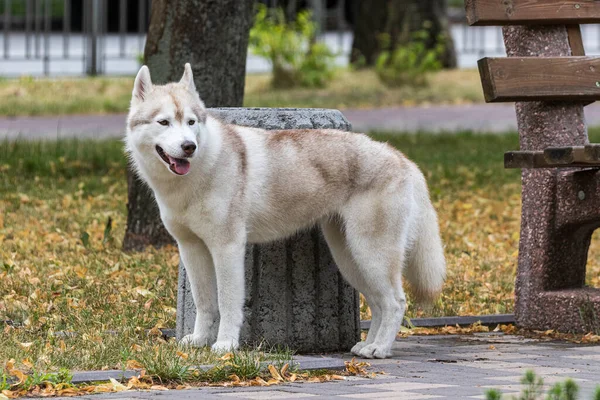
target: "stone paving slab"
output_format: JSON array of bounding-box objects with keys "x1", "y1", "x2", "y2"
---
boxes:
[
  {"x1": 49, "y1": 333, "x2": 600, "y2": 400},
  {"x1": 4, "y1": 103, "x2": 600, "y2": 142}
]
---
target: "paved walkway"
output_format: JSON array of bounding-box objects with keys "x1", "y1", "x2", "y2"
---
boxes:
[
  {"x1": 55, "y1": 333, "x2": 600, "y2": 400},
  {"x1": 3, "y1": 103, "x2": 600, "y2": 140},
  {"x1": 0, "y1": 103, "x2": 591, "y2": 140}
]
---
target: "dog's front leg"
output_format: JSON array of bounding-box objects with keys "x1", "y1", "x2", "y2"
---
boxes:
[
  {"x1": 178, "y1": 238, "x2": 219, "y2": 347},
  {"x1": 209, "y1": 239, "x2": 246, "y2": 353}
]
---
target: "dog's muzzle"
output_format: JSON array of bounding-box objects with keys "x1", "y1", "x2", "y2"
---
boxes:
[{"x1": 156, "y1": 145, "x2": 191, "y2": 176}]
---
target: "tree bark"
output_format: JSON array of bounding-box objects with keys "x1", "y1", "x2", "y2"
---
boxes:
[
  {"x1": 350, "y1": 0, "x2": 457, "y2": 68},
  {"x1": 123, "y1": 0, "x2": 253, "y2": 252}
]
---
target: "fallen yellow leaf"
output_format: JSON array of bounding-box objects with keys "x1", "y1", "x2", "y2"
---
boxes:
[
  {"x1": 280, "y1": 363, "x2": 289, "y2": 377},
  {"x1": 131, "y1": 343, "x2": 142, "y2": 352},
  {"x1": 8, "y1": 369, "x2": 27, "y2": 386},
  {"x1": 135, "y1": 287, "x2": 152, "y2": 297},
  {"x1": 268, "y1": 365, "x2": 283, "y2": 381},
  {"x1": 147, "y1": 326, "x2": 162, "y2": 337},
  {"x1": 253, "y1": 377, "x2": 268, "y2": 386},
  {"x1": 109, "y1": 378, "x2": 128, "y2": 392},
  {"x1": 56, "y1": 388, "x2": 79, "y2": 397},
  {"x1": 126, "y1": 360, "x2": 143, "y2": 370},
  {"x1": 17, "y1": 342, "x2": 33, "y2": 351}
]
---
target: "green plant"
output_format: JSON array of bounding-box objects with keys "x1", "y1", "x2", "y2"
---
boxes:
[
  {"x1": 486, "y1": 389, "x2": 502, "y2": 400},
  {"x1": 249, "y1": 4, "x2": 336, "y2": 88},
  {"x1": 485, "y1": 370, "x2": 589, "y2": 400},
  {"x1": 0, "y1": 371, "x2": 10, "y2": 391},
  {"x1": 375, "y1": 27, "x2": 444, "y2": 87},
  {"x1": 135, "y1": 344, "x2": 195, "y2": 383},
  {"x1": 22, "y1": 370, "x2": 54, "y2": 391},
  {"x1": 228, "y1": 352, "x2": 262, "y2": 380},
  {"x1": 547, "y1": 379, "x2": 579, "y2": 400},
  {"x1": 47, "y1": 368, "x2": 74, "y2": 386},
  {"x1": 520, "y1": 370, "x2": 545, "y2": 400}
]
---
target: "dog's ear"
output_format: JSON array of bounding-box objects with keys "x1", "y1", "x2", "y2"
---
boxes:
[
  {"x1": 180, "y1": 63, "x2": 196, "y2": 93},
  {"x1": 132, "y1": 65, "x2": 152, "y2": 103}
]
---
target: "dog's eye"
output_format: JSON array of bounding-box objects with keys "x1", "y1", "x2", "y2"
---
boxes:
[
  {"x1": 157, "y1": 120, "x2": 169, "y2": 126},
  {"x1": 188, "y1": 120, "x2": 196, "y2": 126}
]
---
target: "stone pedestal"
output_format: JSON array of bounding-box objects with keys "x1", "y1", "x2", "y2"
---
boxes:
[
  {"x1": 503, "y1": 27, "x2": 600, "y2": 332},
  {"x1": 176, "y1": 108, "x2": 361, "y2": 353}
]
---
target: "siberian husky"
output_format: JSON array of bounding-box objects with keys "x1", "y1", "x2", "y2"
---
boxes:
[{"x1": 125, "y1": 64, "x2": 446, "y2": 359}]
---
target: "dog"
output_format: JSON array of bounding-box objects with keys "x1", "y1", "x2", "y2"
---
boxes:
[{"x1": 125, "y1": 64, "x2": 446, "y2": 359}]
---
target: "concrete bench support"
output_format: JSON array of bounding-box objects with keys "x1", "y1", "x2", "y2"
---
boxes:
[
  {"x1": 176, "y1": 108, "x2": 361, "y2": 353},
  {"x1": 504, "y1": 26, "x2": 600, "y2": 332}
]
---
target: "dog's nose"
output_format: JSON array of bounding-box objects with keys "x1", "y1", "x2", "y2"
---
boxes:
[{"x1": 181, "y1": 141, "x2": 197, "y2": 157}]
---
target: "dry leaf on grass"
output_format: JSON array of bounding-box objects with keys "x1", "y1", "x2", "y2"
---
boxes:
[
  {"x1": 125, "y1": 359, "x2": 143, "y2": 369},
  {"x1": 267, "y1": 365, "x2": 283, "y2": 381},
  {"x1": 16, "y1": 343, "x2": 33, "y2": 352},
  {"x1": 345, "y1": 357, "x2": 371, "y2": 376}
]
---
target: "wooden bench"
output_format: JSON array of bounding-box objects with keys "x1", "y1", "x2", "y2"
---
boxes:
[{"x1": 466, "y1": 0, "x2": 600, "y2": 332}]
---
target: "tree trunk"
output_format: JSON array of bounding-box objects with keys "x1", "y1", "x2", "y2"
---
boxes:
[
  {"x1": 350, "y1": 0, "x2": 457, "y2": 68},
  {"x1": 123, "y1": 0, "x2": 253, "y2": 252}
]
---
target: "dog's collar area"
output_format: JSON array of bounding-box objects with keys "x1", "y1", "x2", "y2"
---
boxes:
[{"x1": 155, "y1": 145, "x2": 190, "y2": 176}]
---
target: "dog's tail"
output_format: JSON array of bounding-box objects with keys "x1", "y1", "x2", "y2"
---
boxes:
[{"x1": 404, "y1": 176, "x2": 446, "y2": 304}]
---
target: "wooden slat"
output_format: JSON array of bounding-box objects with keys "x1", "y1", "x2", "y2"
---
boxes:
[
  {"x1": 567, "y1": 25, "x2": 585, "y2": 56},
  {"x1": 505, "y1": 151, "x2": 546, "y2": 168},
  {"x1": 478, "y1": 57, "x2": 600, "y2": 102},
  {"x1": 466, "y1": 0, "x2": 600, "y2": 26},
  {"x1": 505, "y1": 145, "x2": 600, "y2": 168},
  {"x1": 584, "y1": 144, "x2": 600, "y2": 160}
]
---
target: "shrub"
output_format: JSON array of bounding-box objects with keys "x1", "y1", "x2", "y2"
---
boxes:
[
  {"x1": 485, "y1": 370, "x2": 600, "y2": 400},
  {"x1": 249, "y1": 4, "x2": 336, "y2": 88},
  {"x1": 375, "y1": 27, "x2": 444, "y2": 88}
]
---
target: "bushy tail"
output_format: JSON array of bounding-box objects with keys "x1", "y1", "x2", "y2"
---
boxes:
[{"x1": 404, "y1": 183, "x2": 446, "y2": 304}]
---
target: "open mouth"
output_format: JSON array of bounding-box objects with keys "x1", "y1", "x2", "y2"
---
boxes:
[{"x1": 156, "y1": 145, "x2": 191, "y2": 176}]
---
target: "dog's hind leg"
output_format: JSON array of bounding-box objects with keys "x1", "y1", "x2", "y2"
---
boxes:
[
  {"x1": 321, "y1": 217, "x2": 382, "y2": 356},
  {"x1": 178, "y1": 237, "x2": 219, "y2": 347},
  {"x1": 341, "y1": 186, "x2": 414, "y2": 359}
]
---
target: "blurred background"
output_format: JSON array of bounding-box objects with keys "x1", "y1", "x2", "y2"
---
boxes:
[{"x1": 1, "y1": 0, "x2": 598, "y2": 77}]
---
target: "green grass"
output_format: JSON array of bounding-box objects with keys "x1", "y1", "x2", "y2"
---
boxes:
[
  {"x1": 2, "y1": 130, "x2": 600, "y2": 375},
  {"x1": 0, "y1": 69, "x2": 484, "y2": 117}
]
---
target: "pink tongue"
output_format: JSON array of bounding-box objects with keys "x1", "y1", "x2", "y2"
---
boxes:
[{"x1": 167, "y1": 155, "x2": 190, "y2": 175}]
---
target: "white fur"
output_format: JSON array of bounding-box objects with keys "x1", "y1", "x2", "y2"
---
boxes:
[{"x1": 125, "y1": 64, "x2": 446, "y2": 359}]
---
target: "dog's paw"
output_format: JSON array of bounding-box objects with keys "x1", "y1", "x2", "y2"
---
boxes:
[
  {"x1": 180, "y1": 333, "x2": 213, "y2": 347},
  {"x1": 211, "y1": 339, "x2": 239, "y2": 353},
  {"x1": 357, "y1": 343, "x2": 391, "y2": 359},
  {"x1": 351, "y1": 341, "x2": 367, "y2": 356}
]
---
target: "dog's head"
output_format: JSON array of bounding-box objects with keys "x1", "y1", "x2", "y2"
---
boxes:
[{"x1": 125, "y1": 63, "x2": 208, "y2": 177}]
